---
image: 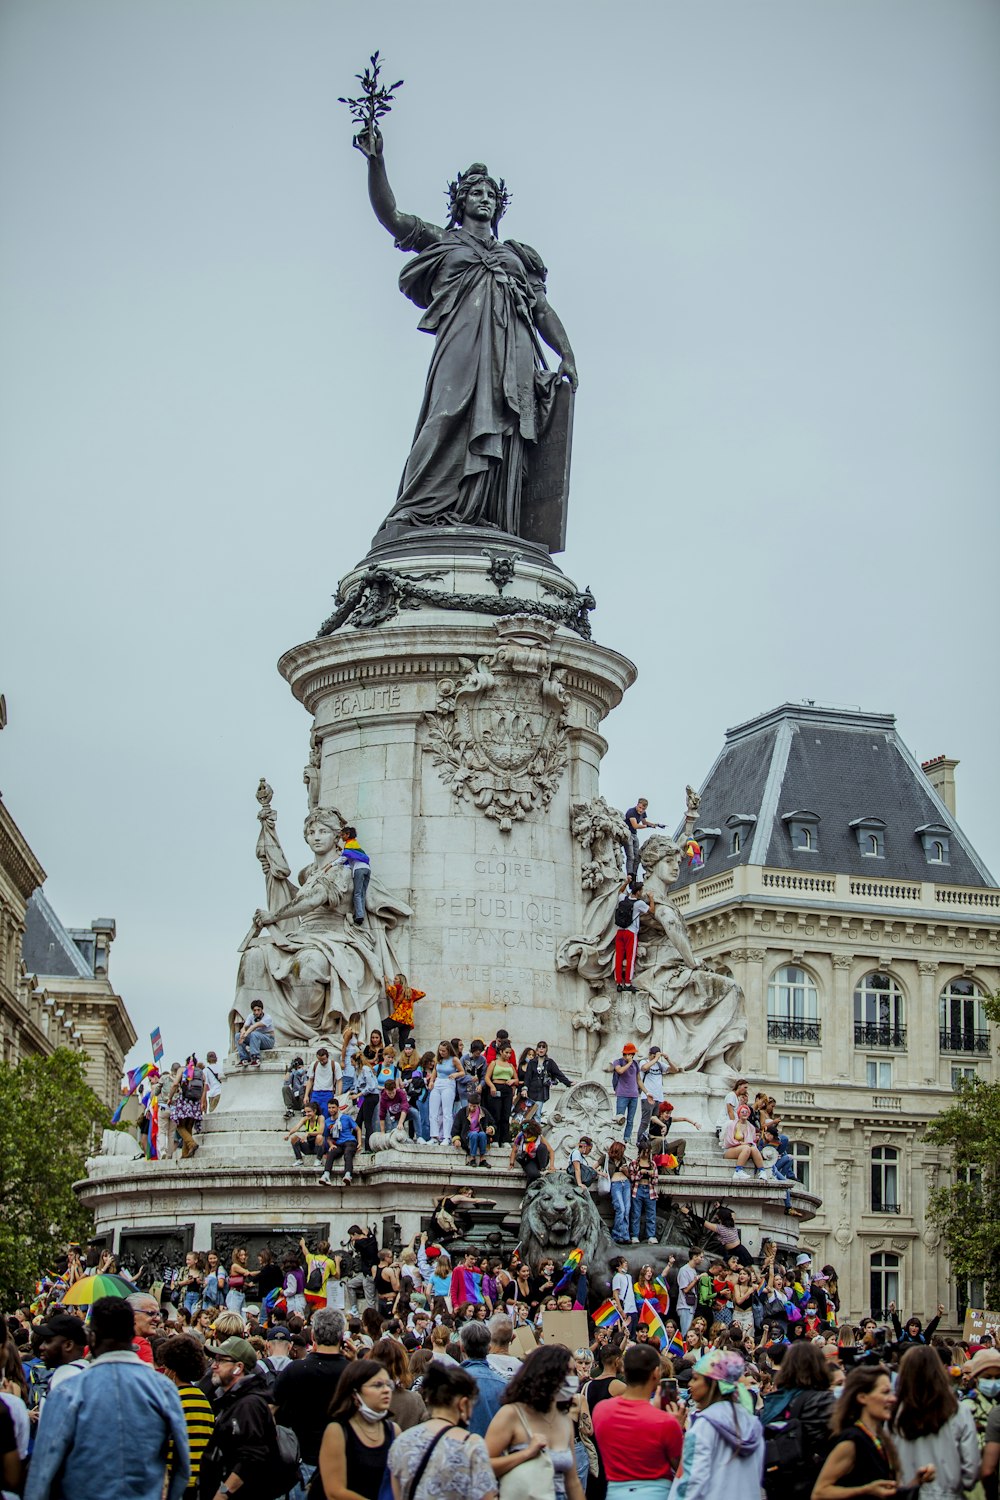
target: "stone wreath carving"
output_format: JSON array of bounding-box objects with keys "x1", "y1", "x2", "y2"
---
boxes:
[
  {"x1": 570, "y1": 796, "x2": 628, "y2": 890},
  {"x1": 423, "y1": 616, "x2": 570, "y2": 831},
  {"x1": 316, "y1": 563, "x2": 596, "y2": 640}
]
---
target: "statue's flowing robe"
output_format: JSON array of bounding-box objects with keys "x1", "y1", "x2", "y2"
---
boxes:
[{"x1": 380, "y1": 223, "x2": 560, "y2": 534}]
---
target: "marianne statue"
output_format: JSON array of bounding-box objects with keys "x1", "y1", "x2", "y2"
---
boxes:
[{"x1": 354, "y1": 120, "x2": 578, "y2": 549}]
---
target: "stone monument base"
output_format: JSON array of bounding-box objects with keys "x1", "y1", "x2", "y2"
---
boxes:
[{"x1": 79, "y1": 1050, "x2": 819, "y2": 1276}]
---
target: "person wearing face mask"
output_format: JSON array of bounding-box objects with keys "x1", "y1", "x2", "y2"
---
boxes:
[
  {"x1": 485, "y1": 1345, "x2": 585, "y2": 1499},
  {"x1": 386, "y1": 1360, "x2": 498, "y2": 1499},
  {"x1": 962, "y1": 1347, "x2": 1000, "y2": 1500},
  {"x1": 315, "y1": 1359, "x2": 399, "y2": 1500}
]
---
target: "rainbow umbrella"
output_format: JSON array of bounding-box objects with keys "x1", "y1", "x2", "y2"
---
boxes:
[{"x1": 60, "y1": 1273, "x2": 136, "y2": 1307}]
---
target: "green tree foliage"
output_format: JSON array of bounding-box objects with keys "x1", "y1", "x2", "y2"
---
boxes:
[
  {"x1": 0, "y1": 1048, "x2": 108, "y2": 1304},
  {"x1": 927, "y1": 991, "x2": 1000, "y2": 1308}
]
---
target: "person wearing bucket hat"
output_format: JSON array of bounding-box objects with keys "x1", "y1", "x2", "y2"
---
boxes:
[
  {"x1": 671, "y1": 1348, "x2": 764, "y2": 1500},
  {"x1": 611, "y1": 1042, "x2": 647, "y2": 1143}
]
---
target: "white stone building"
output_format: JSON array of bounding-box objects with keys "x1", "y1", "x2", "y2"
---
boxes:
[{"x1": 671, "y1": 703, "x2": 999, "y2": 1328}]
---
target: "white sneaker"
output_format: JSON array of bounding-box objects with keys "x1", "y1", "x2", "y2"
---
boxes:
[
  {"x1": 646, "y1": 1237, "x2": 658, "y2": 1244},
  {"x1": 292, "y1": 1159, "x2": 304, "y2": 1168},
  {"x1": 733, "y1": 1167, "x2": 749, "y2": 1178},
  {"x1": 631, "y1": 1237, "x2": 640, "y2": 1244},
  {"x1": 317, "y1": 1174, "x2": 331, "y2": 1186}
]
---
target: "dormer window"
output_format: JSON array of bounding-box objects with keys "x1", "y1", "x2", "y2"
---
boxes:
[
  {"x1": 693, "y1": 827, "x2": 720, "y2": 860},
  {"x1": 783, "y1": 810, "x2": 820, "y2": 854},
  {"x1": 725, "y1": 813, "x2": 756, "y2": 859},
  {"x1": 916, "y1": 823, "x2": 950, "y2": 866},
  {"x1": 850, "y1": 816, "x2": 886, "y2": 859}
]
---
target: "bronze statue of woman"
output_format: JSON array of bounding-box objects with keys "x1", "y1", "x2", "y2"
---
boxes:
[{"x1": 355, "y1": 123, "x2": 578, "y2": 543}]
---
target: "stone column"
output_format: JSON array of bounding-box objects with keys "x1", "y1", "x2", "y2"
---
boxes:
[
  {"x1": 829, "y1": 954, "x2": 854, "y2": 1082},
  {"x1": 278, "y1": 546, "x2": 635, "y2": 1065},
  {"x1": 917, "y1": 961, "x2": 940, "y2": 1086}
]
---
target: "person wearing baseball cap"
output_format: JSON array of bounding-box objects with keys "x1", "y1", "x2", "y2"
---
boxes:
[
  {"x1": 37, "y1": 1312, "x2": 89, "y2": 1400},
  {"x1": 200, "y1": 1337, "x2": 286, "y2": 1500},
  {"x1": 675, "y1": 1348, "x2": 764, "y2": 1496},
  {"x1": 612, "y1": 1042, "x2": 644, "y2": 1143}
]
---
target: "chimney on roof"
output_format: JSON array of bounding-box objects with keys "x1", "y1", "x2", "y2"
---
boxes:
[{"x1": 921, "y1": 755, "x2": 959, "y2": 816}]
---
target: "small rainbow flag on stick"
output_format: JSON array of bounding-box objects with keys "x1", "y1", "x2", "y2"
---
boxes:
[
  {"x1": 639, "y1": 1298, "x2": 667, "y2": 1348},
  {"x1": 592, "y1": 1299, "x2": 621, "y2": 1328},
  {"x1": 554, "y1": 1247, "x2": 583, "y2": 1292},
  {"x1": 667, "y1": 1329, "x2": 685, "y2": 1357}
]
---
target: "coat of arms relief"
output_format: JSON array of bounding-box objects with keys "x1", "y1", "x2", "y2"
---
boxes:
[{"x1": 422, "y1": 616, "x2": 570, "y2": 831}]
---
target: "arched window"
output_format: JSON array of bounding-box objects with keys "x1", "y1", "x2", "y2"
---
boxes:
[
  {"x1": 854, "y1": 973, "x2": 906, "y2": 1048},
  {"x1": 932, "y1": 840, "x2": 945, "y2": 863},
  {"x1": 868, "y1": 833, "x2": 881, "y2": 857},
  {"x1": 870, "y1": 1252, "x2": 900, "y2": 1319},
  {"x1": 730, "y1": 830, "x2": 741, "y2": 855},
  {"x1": 939, "y1": 978, "x2": 990, "y2": 1054},
  {"x1": 798, "y1": 827, "x2": 813, "y2": 851},
  {"x1": 871, "y1": 1145, "x2": 900, "y2": 1213},
  {"x1": 767, "y1": 966, "x2": 820, "y2": 1044}
]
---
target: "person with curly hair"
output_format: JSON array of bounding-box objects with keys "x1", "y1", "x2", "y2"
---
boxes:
[
  {"x1": 485, "y1": 1344, "x2": 585, "y2": 1499},
  {"x1": 157, "y1": 1335, "x2": 213, "y2": 1496}
]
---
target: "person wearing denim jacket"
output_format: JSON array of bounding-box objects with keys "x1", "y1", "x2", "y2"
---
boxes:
[{"x1": 25, "y1": 1298, "x2": 188, "y2": 1500}]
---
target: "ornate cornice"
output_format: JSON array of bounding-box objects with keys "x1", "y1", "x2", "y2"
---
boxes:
[{"x1": 0, "y1": 799, "x2": 46, "y2": 902}]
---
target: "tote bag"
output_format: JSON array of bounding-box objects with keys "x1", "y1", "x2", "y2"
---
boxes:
[{"x1": 499, "y1": 1406, "x2": 557, "y2": 1500}]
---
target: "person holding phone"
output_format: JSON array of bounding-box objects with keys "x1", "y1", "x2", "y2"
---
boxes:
[{"x1": 591, "y1": 1343, "x2": 683, "y2": 1500}]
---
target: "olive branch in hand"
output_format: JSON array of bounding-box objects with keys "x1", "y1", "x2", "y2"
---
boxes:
[{"x1": 338, "y1": 51, "x2": 404, "y2": 149}]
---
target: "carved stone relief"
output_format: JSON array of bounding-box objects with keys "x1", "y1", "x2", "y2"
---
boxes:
[{"x1": 422, "y1": 616, "x2": 571, "y2": 831}]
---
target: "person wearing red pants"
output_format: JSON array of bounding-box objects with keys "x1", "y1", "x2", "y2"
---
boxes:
[{"x1": 614, "y1": 880, "x2": 653, "y2": 991}]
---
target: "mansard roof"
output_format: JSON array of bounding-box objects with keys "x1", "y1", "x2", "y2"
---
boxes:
[
  {"x1": 674, "y1": 702, "x2": 994, "y2": 889},
  {"x1": 23, "y1": 889, "x2": 93, "y2": 978}
]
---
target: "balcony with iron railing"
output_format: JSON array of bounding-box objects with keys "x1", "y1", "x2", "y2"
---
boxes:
[
  {"x1": 855, "y1": 1022, "x2": 907, "y2": 1049},
  {"x1": 939, "y1": 1028, "x2": 991, "y2": 1054},
  {"x1": 871, "y1": 1200, "x2": 902, "y2": 1214},
  {"x1": 767, "y1": 1018, "x2": 822, "y2": 1045}
]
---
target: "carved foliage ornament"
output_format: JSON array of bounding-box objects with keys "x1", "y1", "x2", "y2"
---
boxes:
[
  {"x1": 423, "y1": 616, "x2": 570, "y2": 831},
  {"x1": 317, "y1": 564, "x2": 596, "y2": 640}
]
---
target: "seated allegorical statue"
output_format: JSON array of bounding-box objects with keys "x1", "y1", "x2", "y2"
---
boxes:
[
  {"x1": 558, "y1": 789, "x2": 746, "y2": 1083},
  {"x1": 234, "y1": 787, "x2": 410, "y2": 1045}
]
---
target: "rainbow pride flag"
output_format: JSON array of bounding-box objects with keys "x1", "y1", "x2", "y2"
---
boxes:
[
  {"x1": 639, "y1": 1298, "x2": 667, "y2": 1348},
  {"x1": 111, "y1": 1062, "x2": 158, "y2": 1124},
  {"x1": 592, "y1": 1299, "x2": 621, "y2": 1328},
  {"x1": 554, "y1": 1248, "x2": 583, "y2": 1292},
  {"x1": 451, "y1": 1267, "x2": 485, "y2": 1306},
  {"x1": 667, "y1": 1329, "x2": 685, "y2": 1357}
]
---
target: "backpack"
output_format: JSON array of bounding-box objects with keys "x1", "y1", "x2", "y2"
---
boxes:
[
  {"x1": 763, "y1": 1392, "x2": 809, "y2": 1496},
  {"x1": 271, "y1": 1423, "x2": 301, "y2": 1498},
  {"x1": 614, "y1": 897, "x2": 636, "y2": 929},
  {"x1": 305, "y1": 1261, "x2": 324, "y2": 1293},
  {"x1": 183, "y1": 1069, "x2": 204, "y2": 1102}
]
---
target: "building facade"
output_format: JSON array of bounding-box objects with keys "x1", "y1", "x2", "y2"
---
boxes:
[
  {"x1": 0, "y1": 790, "x2": 137, "y2": 1111},
  {"x1": 673, "y1": 704, "x2": 999, "y2": 1327}
]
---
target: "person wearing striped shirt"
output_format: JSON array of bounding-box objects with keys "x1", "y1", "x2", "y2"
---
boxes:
[{"x1": 158, "y1": 1336, "x2": 214, "y2": 1495}]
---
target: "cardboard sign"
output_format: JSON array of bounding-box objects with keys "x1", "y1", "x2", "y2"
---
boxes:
[
  {"x1": 540, "y1": 1309, "x2": 589, "y2": 1351},
  {"x1": 511, "y1": 1326, "x2": 539, "y2": 1359},
  {"x1": 963, "y1": 1307, "x2": 1000, "y2": 1343}
]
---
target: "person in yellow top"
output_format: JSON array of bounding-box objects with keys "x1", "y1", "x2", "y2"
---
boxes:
[
  {"x1": 384, "y1": 972, "x2": 425, "y2": 1051},
  {"x1": 299, "y1": 1235, "x2": 343, "y2": 1310},
  {"x1": 159, "y1": 1334, "x2": 215, "y2": 1495}
]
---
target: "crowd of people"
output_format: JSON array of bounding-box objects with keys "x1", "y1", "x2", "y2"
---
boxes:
[{"x1": 4, "y1": 1226, "x2": 1000, "y2": 1500}]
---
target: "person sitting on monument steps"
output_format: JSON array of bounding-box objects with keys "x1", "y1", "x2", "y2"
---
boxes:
[
  {"x1": 236, "y1": 999, "x2": 275, "y2": 1066},
  {"x1": 319, "y1": 1097, "x2": 362, "y2": 1186},
  {"x1": 613, "y1": 879, "x2": 651, "y2": 993},
  {"x1": 282, "y1": 1055, "x2": 307, "y2": 1119},
  {"x1": 722, "y1": 1102, "x2": 776, "y2": 1181},
  {"x1": 510, "y1": 1119, "x2": 555, "y2": 1180},
  {"x1": 337, "y1": 824, "x2": 370, "y2": 924},
  {"x1": 567, "y1": 1135, "x2": 598, "y2": 1189},
  {"x1": 452, "y1": 1085, "x2": 495, "y2": 1167},
  {"x1": 624, "y1": 797, "x2": 665, "y2": 878},
  {"x1": 285, "y1": 1100, "x2": 324, "y2": 1165}
]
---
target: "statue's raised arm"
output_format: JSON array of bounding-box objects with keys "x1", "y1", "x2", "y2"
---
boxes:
[
  {"x1": 354, "y1": 123, "x2": 423, "y2": 246},
  {"x1": 341, "y1": 56, "x2": 578, "y2": 550}
]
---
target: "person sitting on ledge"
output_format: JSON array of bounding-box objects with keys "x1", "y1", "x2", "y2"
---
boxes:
[
  {"x1": 452, "y1": 1085, "x2": 495, "y2": 1168},
  {"x1": 235, "y1": 999, "x2": 275, "y2": 1067},
  {"x1": 285, "y1": 1101, "x2": 324, "y2": 1167},
  {"x1": 510, "y1": 1119, "x2": 555, "y2": 1180},
  {"x1": 318, "y1": 1098, "x2": 362, "y2": 1187}
]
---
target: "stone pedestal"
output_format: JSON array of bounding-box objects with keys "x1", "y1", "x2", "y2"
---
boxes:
[{"x1": 278, "y1": 536, "x2": 634, "y2": 1063}]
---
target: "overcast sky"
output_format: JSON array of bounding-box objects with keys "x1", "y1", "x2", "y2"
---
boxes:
[{"x1": 2, "y1": 0, "x2": 998, "y2": 1070}]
